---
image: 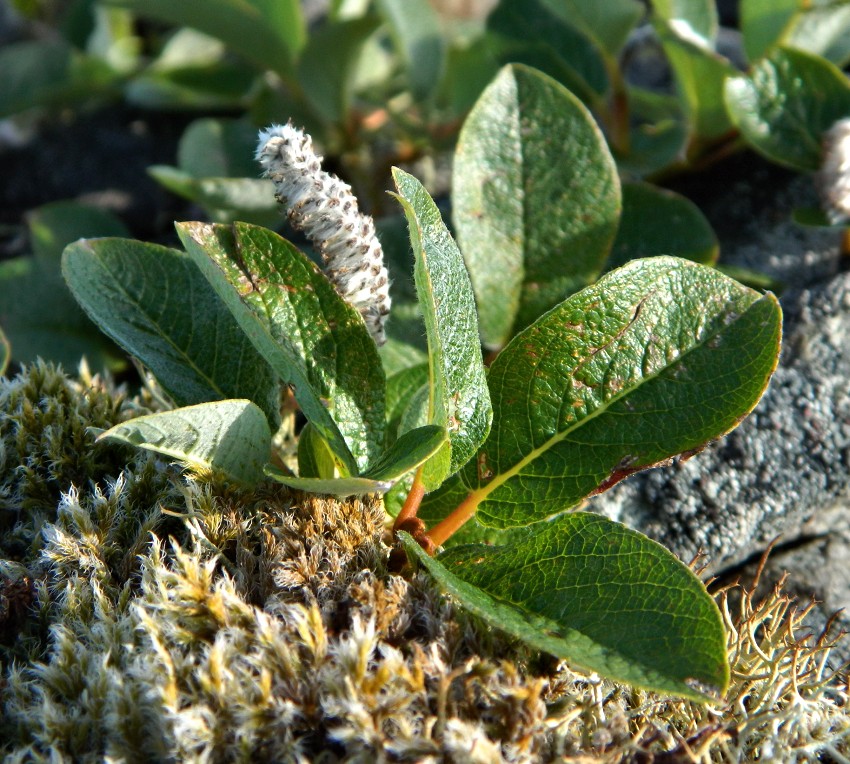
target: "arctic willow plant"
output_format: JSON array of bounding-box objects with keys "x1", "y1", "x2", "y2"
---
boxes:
[{"x1": 62, "y1": 65, "x2": 782, "y2": 702}]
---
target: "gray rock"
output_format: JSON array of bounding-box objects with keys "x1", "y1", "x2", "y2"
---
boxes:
[
  {"x1": 592, "y1": 167, "x2": 850, "y2": 659},
  {"x1": 593, "y1": 172, "x2": 850, "y2": 575}
]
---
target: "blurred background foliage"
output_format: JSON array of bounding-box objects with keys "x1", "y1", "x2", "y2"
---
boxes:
[{"x1": 0, "y1": 0, "x2": 848, "y2": 373}]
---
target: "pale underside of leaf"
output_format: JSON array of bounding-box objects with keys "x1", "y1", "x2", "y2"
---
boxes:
[{"x1": 98, "y1": 399, "x2": 271, "y2": 485}]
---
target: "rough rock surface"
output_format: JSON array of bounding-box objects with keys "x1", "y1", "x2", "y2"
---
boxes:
[{"x1": 593, "y1": 165, "x2": 850, "y2": 660}]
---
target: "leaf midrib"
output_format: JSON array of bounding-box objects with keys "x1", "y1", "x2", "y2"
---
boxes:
[{"x1": 470, "y1": 286, "x2": 765, "y2": 506}]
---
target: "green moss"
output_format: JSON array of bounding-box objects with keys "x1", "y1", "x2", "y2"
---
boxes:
[{"x1": 0, "y1": 363, "x2": 848, "y2": 762}]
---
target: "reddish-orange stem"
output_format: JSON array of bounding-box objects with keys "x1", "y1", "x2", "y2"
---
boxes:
[
  {"x1": 424, "y1": 491, "x2": 481, "y2": 548},
  {"x1": 393, "y1": 467, "x2": 426, "y2": 531}
]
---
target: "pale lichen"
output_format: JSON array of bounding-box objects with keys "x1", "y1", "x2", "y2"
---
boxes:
[{"x1": 1, "y1": 363, "x2": 847, "y2": 762}]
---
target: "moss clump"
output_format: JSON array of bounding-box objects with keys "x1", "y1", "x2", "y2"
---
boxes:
[{"x1": 1, "y1": 363, "x2": 848, "y2": 762}]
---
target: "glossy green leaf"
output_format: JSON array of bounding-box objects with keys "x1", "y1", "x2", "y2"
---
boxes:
[
  {"x1": 461, "y1": 257, "x2": 781, "y2": 529},
  {"x1": 651, "y1": 0, "x2": 718, "y2": 45},
  {"x1": 102, "y1": 0, "x2": 304, "y2": 76},
  {"x1": 62, "y1": 237, "x2": 281, "y2": 426},
  {"x1": 296, "y1": 15, "x2": 380, "y2": 124},
  {"x1": 376, "y1": 0, "x2": 445, "y2": 101},
  {"x1": 99, "y1": 399, "x2": 271, "y2": 485},
  {"x1": 656, "y1": 20, "x2": 737, "y2": 142},
  {"x1": 453, "y1": 64, "x2": 620, "y2": 347},
  {"x1": 716, "y1": 264, "x2": 785, "y2": 295},
  {"x1": 401, "y1": 511, "x2": 729, "y2": 700},
  {"x1": 177, "y1": 221, "x2": 385, "y2": 475},
  {"x1": 391, "y1": 169, "x2": 492, "y2": 489},
  {"x1": 607, "y1": 182, "x2": 719, "y2": 270},
  {"x1": 268, "y1": 424, "x2": 446, "y2": 495},
  {"x1": 379, "y1": 338, "x2": 428, "y2": 378},
  {"x1": 725, "y1": 46, "x2": 850, "y2": 172},
  {"x1": 487, "y1": 0, "x2": 609, "y2": 104},
  {"x1": 739, "y1": 0, "x2": 798, "y2": 62}
]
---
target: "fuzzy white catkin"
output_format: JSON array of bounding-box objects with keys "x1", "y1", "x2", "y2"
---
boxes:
[
  {"x1": 816, "y1": 117, "x2": 850, "y2": 224},
  {"x1": 255, "y1": 123, "x2": 391, "y2": 345}
]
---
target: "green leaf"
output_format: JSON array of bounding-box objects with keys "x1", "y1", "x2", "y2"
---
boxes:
[
  {"x1": 725, "y1": 46, "x2": 850, "y2": 172},
  {"x1": 607, "y1": 182, "x2": 719, "y2": 270},
  {"x1": 785, "y1": 4, "x2": 850, "y2": 67},
  {"x1": 265, "y1": 468, "x2": 394, "y2": 496},
  {"x1": 375, "y1": 214, "x2": 428, "y2": 374},
  {"x1": 386, "y1": 363, "x2": 430, "y2": 438},
  {"x1": 362, "y1": 424, "x2": 447, "y2": 481},
  {"x1": 379, "y1": 337, "x2": 428, "y2": 378},
  {"x1": 739, "y1": 0, "x2": 798, "y2": 62},
  {"x1": 268, "y1": 424, "x2": 446, "y2": 495},
  {"x1": 651, "y1": 0, "x2": 718, "y2": 45},
  {"x1": 297, "y1": 422, "x2": 338, "y2": 479},
  {"x1": 792, "y1": 207, "x2": 845, "y2": 228},
  {"x1": 541, "y1": 0, "x2": 643, "y2": 56},
  {"x1": 0, "y1": 40, "x2": 71, "y2": 116},
  {"x1": 487, "y1": 0, "x2": 609, "y2": 104},
  {"x1": 715, "y1": 264, "x2": 785, "y2": 295},
  {"x1": 435, "y1": 34, "x2": 502, "y2": 120},
  {"x1": 177, "y1": 117, "x2": 260, "y2": 178},
  {"x1": 461, "y1": 257, "x2": 782, "y2": 529},
  {"x1": 0, "y1": 203, "x2": 128, "y2": 370},
  {"x1": 617, "y1": 88, "x2": 688, "y2": 178},
  {"x1": 418, "y1": 474, "x2": 526, "y2": 547},
  {"x1": 453, "y1": 64, "x2": 620, "y2": 347},
  {"x1": 391, "y1": 169, "x2": 492, "y2": 489},
  {"x1": 297, "y1": 16, "x2": 380, "y2": 123},
  {"x1": 62, "y1": 237, "x2": 281, "y2": 426},
  {"x1": 29, "y1": 202, "x2": 128, "y2": 261},
  {"x1": 100, "y1": 400, "x2": 270, "y2": 485},
  {"x1": 102, "y1": 0, "x2": 304, "y2": 76},
  {"x1": 656, "y1": 20, "x2": 737, "y2": 143},
  {"x1": 177, "y1": 221, "x2": 385, "y2": 475},
  {"x1": 376, "y1": 0, "x2": 446, "y2": 101},
  {"x1": 124, "y1": 29, "x2": 256, "y2": 110},
  {"x1": 401, "y1": 511, "x2": 729, "y2": 700},
  {"x1": 148, "y1": 166, "x2": 278, "y2": 225}
]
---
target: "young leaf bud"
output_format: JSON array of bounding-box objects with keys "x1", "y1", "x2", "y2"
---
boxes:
[{"x1": 255, "y1": 123, "x2": 391, "y2": 345}]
